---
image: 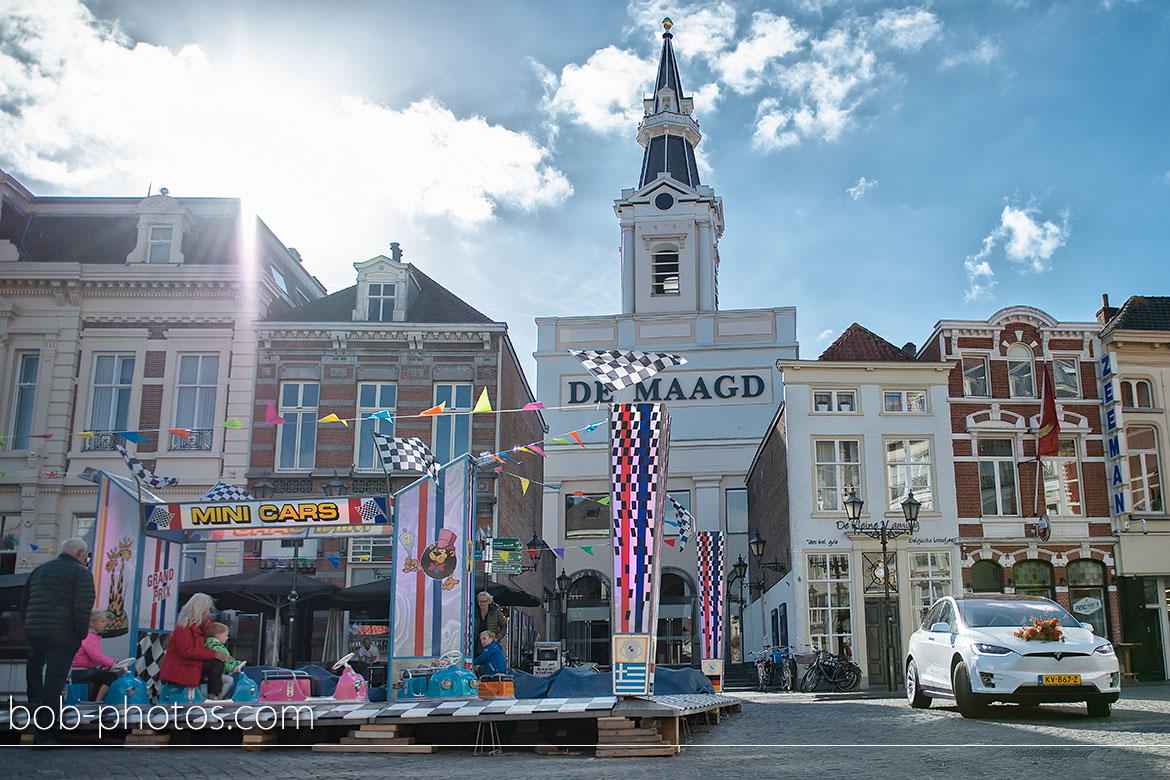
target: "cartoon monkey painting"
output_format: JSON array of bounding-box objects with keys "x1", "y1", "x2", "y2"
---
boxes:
[{"x1": 402, "y1": 528, "x2": 460, "y2": 591}]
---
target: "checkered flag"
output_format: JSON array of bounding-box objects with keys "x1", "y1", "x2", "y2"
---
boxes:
[
  {"x1": 356, "y1": 497, "x2": 385, "y2": 523},
  {"x1": 201, "y1": 481, "x2": 255, "y2": 502},
  {"x1": 370, "y1": 431, "x2": 438, "y2": 478},
  {"x1": 136, "y1": 632, "x2": 169, "y2": 700},
  {"x1": 147, "y1": 505, "x2": 174, "y2": 530},
  {"x1": 569, "y1": 349, "x2": 687, "y2": 392},
  {"x1": 114, "y1": 442, "x2": 178, "y2": 488},
  {"x1": 668, "y1": 495, "x2": 694, "y2": 551}
]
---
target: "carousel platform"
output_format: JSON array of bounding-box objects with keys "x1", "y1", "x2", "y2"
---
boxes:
[{"x1": 2, "y1": 693, "x2": 741, "y2": 755}]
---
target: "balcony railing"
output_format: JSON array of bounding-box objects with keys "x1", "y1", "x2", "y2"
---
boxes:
[
  {"x1": 169, "y1": 429, "x2": 214, "y2": 451},
  {"x1": 80, "y1": 432, "x2": 120, "y2": 452}
]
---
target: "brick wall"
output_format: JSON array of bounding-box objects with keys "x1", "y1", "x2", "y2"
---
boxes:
[{"x1": 747, "y1": 406, "x2": 789, "y2": 594}]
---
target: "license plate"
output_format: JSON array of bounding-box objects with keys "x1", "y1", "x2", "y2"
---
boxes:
[{"x1": 1038, "y1": 674, "x2": 1081, "y2": 685}]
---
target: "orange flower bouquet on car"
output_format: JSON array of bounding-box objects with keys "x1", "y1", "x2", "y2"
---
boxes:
[{"x1": 1013, "y1": 617, "x2": 1064, "y2": 642}]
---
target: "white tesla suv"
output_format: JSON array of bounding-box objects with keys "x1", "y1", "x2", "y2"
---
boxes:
[{"x1": 904, "y1": 594, "x2": 1121, "y2": 718}]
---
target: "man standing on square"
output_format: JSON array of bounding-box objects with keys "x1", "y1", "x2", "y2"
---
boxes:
[{"x1": 20, "y1": 538, "x2": 96, "y2": 710}]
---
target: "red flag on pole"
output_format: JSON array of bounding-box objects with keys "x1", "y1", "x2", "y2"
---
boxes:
[{"x1": 1037, "y1": 362, "x2": 1060, "y2": 457}]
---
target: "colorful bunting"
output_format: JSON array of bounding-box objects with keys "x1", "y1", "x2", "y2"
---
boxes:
[
  {"x1": 569, "y1": 431, "x2": 584, "y2": 447},
  {"x1": 473, "y1": 388, "x2": 492, "y2": 413},
  {"x1": 328, "y1": 556, "x2": 340, "y2": 569},
  {"x1": 317, "y1": 413, "x2": 347, "y2": 427},
  {"x1": 597, "y1": 497, "x2": 611, "y2": 506},
  {"x1": 582, "y1": 546, "x2": 593, "y2": 556},
  {"x1": 528, "y1": 444, "x2": 546, "y2": 457},
  {"x1": 117, "y1": 431, "x2": 147, "y2": 443},
  {"x1": 167, "y1": 428, "x2": 191, "y2": 438},
  {"x1": 664, "y1": 538, "x2": 676, "y2": 547},
  {"x1": 266, "y1": 400, "x2": 285, "y2": 425},
  {"x1": 520, "y1": 477, "x2": 529, "y2": 495},
  {"x1": 550, "y1": 437, "x2": 571, "y2": 445},
  {"x1": 219, "y1": 418, "x2": 245, "y2": 429},
  {"x1": 368, "y1": 410, "x2": 393, "y2": 421},
  {"x1": 552, "y1": 548, "x2": 565, "y2": 558},
  {"x1": 74, "y1": 432, "x2": 95, "y2": 439},
  {"x1": 420, "y1": 402, "x2": 445, "y2": 417},
  {"x1": 522, "y1": 402, "x2": 544, "y2": 410},
  {"x1": 29, "y1": 434, "x2": 52, "y2": 440}
]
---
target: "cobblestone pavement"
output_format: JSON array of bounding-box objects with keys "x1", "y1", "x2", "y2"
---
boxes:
[{"x1": 6, "y1": 686, "x2": 1170, "y2": 778}]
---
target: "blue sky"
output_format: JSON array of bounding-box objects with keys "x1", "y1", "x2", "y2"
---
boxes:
[{"x1": 1, "y1": 0, "x2": 1167, "y2": 373}]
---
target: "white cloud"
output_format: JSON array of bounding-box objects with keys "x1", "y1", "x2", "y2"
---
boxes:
[
  {"x1": 871, "y1": 8, "x2": 943, "y2": 52},
  {"x1": 537, "y1": 45, "x2": 654, "y2": 133},
  {"x1": 627, "y1": 1, "x2": 739, "y2": 62},
  {"x1": 962, "y1": 202, "x2": 1071, "y2": 301},
  {"x1": 846, "y1": 176, "x2": 878, "y2": 200},
  {"x1": 712, "y1": 11, "x2": 807, "y2": 93},
  {"x1": 817, "y1": 328, "x2": 835, "y2": 342},
  {"x1": 0, "y1": 0, "x2": 571, "y2": 243},
  {"x1": 940, "y1": 37, "x2": 1000, "y2": 69}
]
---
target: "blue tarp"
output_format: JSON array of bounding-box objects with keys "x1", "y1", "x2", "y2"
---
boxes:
[{"x1": 538, "y1": 665, "x2": 715, "y2": 698}]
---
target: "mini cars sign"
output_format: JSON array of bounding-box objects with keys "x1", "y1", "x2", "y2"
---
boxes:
[{"x1": 144, "y1": 496, "x2": 389, "y2": 533}]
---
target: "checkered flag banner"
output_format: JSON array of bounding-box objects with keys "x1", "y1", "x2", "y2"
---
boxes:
[
  {"x1": 201, "y1": 481, "x2": 255, "y2": 502},
  {"x1": 667, "y1": 495, "x2": 694, "y2": 552},
  {"x1": 356, "y1": 497, "x2": 385, "y2": 523},
  {"x1": 371, "y1": 431, "x2": 438, "y2": 478},
  {"x1": 146, "y1": 505, "x2": 174, "y2": 531},
  {"x1": 569, "y1": 349, "x2": 687, "y2": 392},
  {"x1": 696, "y1": 531, "x2": 725, "y2": 660},
  {"x1": 114, "y1": 442, "x2": 178, "y2": 488},
  {"x1": 136, "y1": 632, "x2": 169, "y2": 700}
]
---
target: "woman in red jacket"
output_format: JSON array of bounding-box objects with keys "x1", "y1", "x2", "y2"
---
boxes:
[{"x1": 158, "y1": 593, "x2": 230, "y2": 699}]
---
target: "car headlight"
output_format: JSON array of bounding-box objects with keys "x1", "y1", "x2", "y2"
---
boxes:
[
  {"x1": 972, "y1": 643, "x2": 1013, "y2": 655},
  {"x1": 1094, "y1": 644, "x2": 1115, "y2": 656}
]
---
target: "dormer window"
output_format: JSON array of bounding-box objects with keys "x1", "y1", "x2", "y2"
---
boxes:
[
  {"x1": 367, "y1": 283, "x2": 396, "y2": 321},
  {"x1": 148, "y1": 226, "x2": 173, "y2": 263},
  {"x1": 651, "y1": 252, "x2": 679, "y2": 295}
]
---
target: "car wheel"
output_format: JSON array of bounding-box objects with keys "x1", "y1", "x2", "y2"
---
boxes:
[
  {"x1": 952, "y1": 661, "x2": 987, "y2": 719},
  {"x1": 1087, "y1": 697, "x2": 1112, "y2": 718},
  {"x1": 799, "y1": 666, "x2": 821, "y2": 693},
  {"x1": 906, "y1": 659, "x2": 931, "y2": 709}
]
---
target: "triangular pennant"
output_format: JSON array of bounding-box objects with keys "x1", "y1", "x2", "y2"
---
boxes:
[
  {"x1": 520, "y1": 478, "x2": 530, "y2": 495},
  {"x1": 420, "y1": 402, "x2": 446, "y2": 417},
  {"x1": 74, "y1": 431, "x2": 95, "y2": 438},
  {"x1": 550, "y1": 437, "x2": 571, "y2": 445},
  {"x1": 167, "y1": 428, "x2": 191, "y2": 438},
  {"x1": 219, "y1": 418, "x2": 245, "y2": 429},
  {"x1": 317, "y1": 413, "x2": 348, "y2": 427},
  {"x1": 522, "y1": 402, "x2": 545, "y2": 410},
  {"x1": 28, "y1": 434, "x2": 52, "y2": 439},
  {"x1": 597, "y1": 497, "x2": 611, "y2": 506},
  {"x1": 664, "y1": 538, "x2": 676, "y2": 547},
  {"x1": 266, "y1": 400, "x2": 285, "y2": 425},
  {"x1": 117, "y1": 431, "x2": 148, "y2": 443},
  {"x1": 570, "y1": 431, "x2": 584, "y2": 448},
  {"x1": 328, "y1": 557, "x2": 340, "y2": 569},
  {"x1": 215, "y1": 557, "x2": 228, "y2": 564},
  {"x1": 369, "y1": 410, "x2": 394, "y2": 421},
  {"x1": 528, "y1": 444, "x2": 546, "y2": 457},
  {"x1": 552, "y1": 548, "x2": 564, "y2": 558},
  {"x1": 582, "y1": 546, "x2": 593, "y2": 556},
  {"x1": 573, "y1": 491, "x2": 584, "y2": 496},
  {"x1": 473, "y1": 388, "x2": 492, "y2": 413}
]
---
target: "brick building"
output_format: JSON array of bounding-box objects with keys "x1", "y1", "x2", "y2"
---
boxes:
[
  {"x1": 0, "y1": 169, "x2": 322, "y2": 580},
  {"x1": 248, "y1": 244, "x2": 548, "y2": 661},
  {"x1": 918, "y1": 305, "x2": 1119, "y2": 642}
]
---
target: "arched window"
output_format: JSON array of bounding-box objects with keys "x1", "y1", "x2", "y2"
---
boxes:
[
  {"x1": 1121, "y1": 379, "x2": 1155, "y2": 409},
  {"x1": 566, "y1": 573, "x2": 611, "y2": 665},
  {"x1": 657, "y1": 572, "x2": 695, "y2": 665},
  {"x1": 651, "y1": 251, "x2": 680, "y2": 295},
  {"x1": 1012, "y1": 560, "x2": 1055, "y2": 600},
  {"x1": 1067, "y1": 560, "x2": 1109, "y2": 636},
  {"x1": 1006, "y1": 344, "x2": 1035, "y2": 397},
  {"x1": 970, "y1": 560, "x2": 1004, "y2": 593},
  {"x1": 1126, "y1": 426, "x2": 1164, "y2": 513}
]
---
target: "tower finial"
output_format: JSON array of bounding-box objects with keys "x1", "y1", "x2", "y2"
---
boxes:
[{"x1": 662, "y1": 17, "x2": 673, "y2": 37}]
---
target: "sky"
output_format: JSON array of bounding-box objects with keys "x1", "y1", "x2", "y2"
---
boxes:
[{"x1": 1, "y1": 0, "x2": 1167, "y2": 377}]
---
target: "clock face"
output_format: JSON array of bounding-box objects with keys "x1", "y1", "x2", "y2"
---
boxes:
[
  {"x1": 615, "y1": 635, "x2": 648, "y2": 663},
  {"x1": 654, "y1": 192, "x2": 674, "y2": 210}
]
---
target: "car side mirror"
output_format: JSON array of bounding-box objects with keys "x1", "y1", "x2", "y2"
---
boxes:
[
  {"x1": 930, "y1": 622, "x2": 951, "y2": 633},
  {"x1": 1081, "y1": 622, "x2": 1094, "y2": 635}
]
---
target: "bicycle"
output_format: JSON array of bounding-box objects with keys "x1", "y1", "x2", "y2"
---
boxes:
[
  {"x1": 799, "y1": 648, "x2": 862, "y2": 692},
  {"x1": 770, "y1": 646, "x2": 795, "y2": 691},
  {"x1": 749, "y1": 647, "x2": 773, "y2": 692}
]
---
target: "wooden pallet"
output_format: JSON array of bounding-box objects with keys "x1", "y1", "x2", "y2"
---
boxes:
[
  {"x1": 311, "y1": 723, "x2": 426, "y2": 753},
  {"x1": 125, "y1": 728, "x2": 170, "y2": 748},
  {"x1": 594, "y1": 716, "x2": 679, "y2": 758},
  {"x1": 242, "y1": 731, "x2": 279, "y2": 751},
  {"x1": 312, "y1": 744, "x2": 436, "y2": 754}
]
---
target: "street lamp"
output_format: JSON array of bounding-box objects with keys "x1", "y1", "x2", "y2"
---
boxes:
[
  {"x1": 847, "y1": 488, "x2": 921, "y2": 692},
  {"x1": 523, "y1": 533, "x2": 546, "y2": 573},
  {"x1": 555, "y1": 569, "x2": 571, "y2": 651},
  {"x1": 322, "y1": 471, "x2": 348, "y2": 497},
  {"x1": 252, "y1": 479, "x2": 276, "y2": 499},
  {"x1": 748, "y1": 534, "x2": 787, "y2": 653},
  {"x1": 728, "y1": 556, "x2": 749, "y2": 662}
]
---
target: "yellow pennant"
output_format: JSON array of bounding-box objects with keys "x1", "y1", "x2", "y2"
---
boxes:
[
  {"x1": 74, "y1": 431, "x2": 96, "y2": 438},
  {"x1": 318, "y1": 413, "x2": 349, "y2": 427},
  {"x1": 520, "y1": 477, "x2": 530, "y2": 495},
  {"x1": 473, "y1": 388, "x2": 492, "y2": 413}
]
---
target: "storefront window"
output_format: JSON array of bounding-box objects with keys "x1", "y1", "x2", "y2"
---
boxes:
[
  {"x1": 1068, "y1": 559, "x2": 1110, "y2": 637},
  {"x1": 909, "y1": 551, "x2": 952, "y2": 625},
  {"x1": 1012, "y1": 560, "x2": 1055, "y2": 600},
  {"x1": 656, "y1": 572, "x2": 694, "y2": 665},
  {"x1": 566, "y1": 574, "x2": 611, "y2": 664},
  {"x1": 807, "y1": 552, "x2": 852, "y2": 657},
  {"x1": 970, "y1": 560, "x2": 1004, "y2": 593}
]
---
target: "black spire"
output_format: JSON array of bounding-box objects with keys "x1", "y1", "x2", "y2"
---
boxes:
[{"x1": 638, "y1": 18, "x2": 701, "y2": 189}]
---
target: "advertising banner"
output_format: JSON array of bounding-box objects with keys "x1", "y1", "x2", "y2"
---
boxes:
[
  {"x1": 696, "y1": 530, "x2": 725, "y2": 661},
  {"x1": 388, "y1": 455, "x2": 476, "y2": 688},
  {"x1": 138, "y1": 535, "x2": 180, "y2": 633},
  {"x1": 92, "y1": 473, "x2": 145, "y2": 659},
  {"x1": 141, "y1": 495, "x2": 390, "y2": 539}
]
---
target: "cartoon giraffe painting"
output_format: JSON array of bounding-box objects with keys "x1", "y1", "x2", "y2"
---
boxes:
[{"x1": 104, "y1": 537, "x2": 134, "y2": 630}]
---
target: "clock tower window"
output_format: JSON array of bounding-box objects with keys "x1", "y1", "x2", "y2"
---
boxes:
[{"x1": 651, "y1": 252, "x2": 680, "y2": 296}]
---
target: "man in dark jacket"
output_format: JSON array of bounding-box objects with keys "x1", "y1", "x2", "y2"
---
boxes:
[{"x1": 20, "y1": 538, "x2": 96, "y2": 709}]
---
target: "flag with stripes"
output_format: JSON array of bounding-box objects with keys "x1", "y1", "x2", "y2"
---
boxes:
[
  {"x1": 569, "y1": 349, "x2": 687, "y2": 392},
  {"x1": 114, "y1": 442, "x2": 178, "y2": 488},
  {"x1": 371, "y1": 432, "x2": 439, "y2": 478}
]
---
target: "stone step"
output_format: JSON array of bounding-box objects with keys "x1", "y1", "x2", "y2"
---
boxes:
[
  {"x1": 595, "y1": 744, "x2": 678, "y2": 757},
  {"x1": 340, "y1": 736, "x2": 416, "y2": 745},
  {"x1": 312, "y1": 744, "x2": 437, "y2": 754}
]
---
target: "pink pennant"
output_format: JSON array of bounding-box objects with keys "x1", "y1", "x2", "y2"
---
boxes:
[
  {"x1": 528, "y1": 444, "x2": 546, "y2": 457},
  {"x1": 493, "y1": 466, "x2": 503, "y2": 473},
  {"x1": 266, "y1": 399, "x2": 285, "y2": 425},
  {"x1": 522, "y1": 402, "x2": 545, "y2": 410},
  {"x1": 29, "y1": 434, "x2": 53, "y2": 440}
]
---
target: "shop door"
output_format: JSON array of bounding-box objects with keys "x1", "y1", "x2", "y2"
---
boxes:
[{"x1": 864, "y1": 598, "x2": 901, "y2": 688}]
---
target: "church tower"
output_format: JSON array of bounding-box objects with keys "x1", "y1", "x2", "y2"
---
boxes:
[{"x1": 616, "y1": 18, "x2": 724, "y2": 316}]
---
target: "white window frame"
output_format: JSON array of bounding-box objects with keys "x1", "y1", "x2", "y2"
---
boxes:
[
  {"x1": 977, "y1": 437, "x2": 1018, "y2": 516},
  {"x1": 1127, "y1": 425, "x2": 1164, "y2": 514},
  {"x1": 814, "y1": 438, "x2": 862, "y2": 512},
  {"x1": 432, "y1": 383, "x2": 473, "y2": 465},
  {"x1": 1121, "y1": 379, "x2": 1155, "y2": 409},
  {"x1": 812, "y1": 389, "x2": 857, "y2": 413},
  {"x1": 10, "y1": 351, "x2": 40, "y2": 450},
  {"x1": 276, "y1": 381, "x2": 319, "y2": 472},
  {"x1": 355, "y1": 382, "x2": 397, "y2": 471},
  {"x1": 1006, "y1": 344, "x2": 1035, "y2": 398},
  {"x1": 725, "y1": 488, "x2": 748, "y2": 534},
  {"x1": 651, "y1": 252, "x2": 680, "y2": 296},
  {"x1": 884, "y1": 437, "x2": 935, "y2": 513},
  {"x1": 908, "y1": 551, "x2": 952, "y2": 625},
  {"x1": 882, "y1": 389, "x2": 928, "y2": 414},
  {"x1": 172, "y1": 354, "x2": 219, "y2": 450},
  {"x1": 565, "y1": 492, "x2": 609, "y2": 539},
  {"x1": 148, "y1": 225, "x2": 173, "y2": 263},
  {"x1": 366, "y1": 282, "x2": 397, "y2": 321},
  {"x1": 1052, "y1": 356, "x2": 1080, "y2": 399},
  {"x1": 806, "y1": 552, "x2": 853, "y2": 657},
  {"x1": 1042, "y1": 437, "x2": 1083, "y2": 516},
  {"x1": 962, "y1": 355, "x2": 990, "y2": 398},
  {"x1": 88, "y1": 354, "x2": 136, "y2": 433}
]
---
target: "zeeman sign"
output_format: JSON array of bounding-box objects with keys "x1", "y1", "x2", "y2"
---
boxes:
[{"x1": 565, "y1": 372, "x2": 769, "y2": 405}]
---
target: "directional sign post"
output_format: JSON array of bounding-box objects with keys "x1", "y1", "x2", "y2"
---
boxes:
[{"x1": 490, "y1": 537, "x2": 523, "y2": 575}]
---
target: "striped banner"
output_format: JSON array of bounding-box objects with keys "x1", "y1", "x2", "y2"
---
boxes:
[
  {"x1": 138, "y1": 535, "x2": 179, "y2": 632},
  {"x1": 388, "y1": 454, "x2": 476, "y2": 689},
  {"x1": 696, "y1": 531, "x2": 725, "y2": 660}
]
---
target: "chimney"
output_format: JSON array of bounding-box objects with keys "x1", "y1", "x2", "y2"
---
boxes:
[
  {"x1": 389, "y1": 242, "x2": 402, "y2": 263},
  {"x1": 901, "y1": 342, "x2": 917, "y2": 359},
  {"x1": 1096, "y1": 293, "x2": 1119, "y2": 326}
]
